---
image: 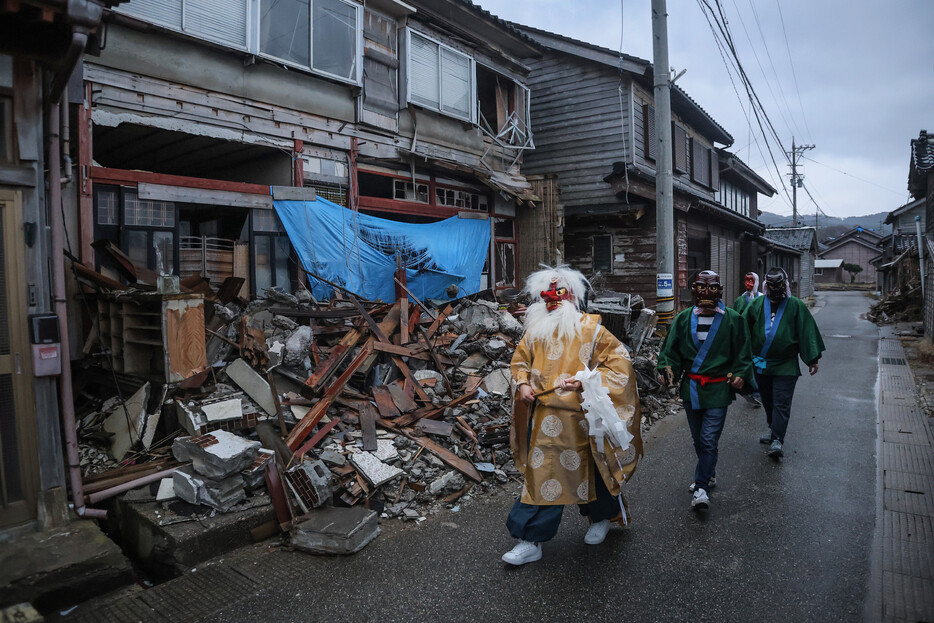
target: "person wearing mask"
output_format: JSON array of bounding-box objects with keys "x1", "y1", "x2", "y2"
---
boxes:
[
  {"x1": 657, "y1": 270, "x2": 754, "y2": 510},
  {"x1": 502, "y1": 265, "x2": 643, "y2": 565},
  {"x1": 743, "y1": 267, "x2": 825, "y2": 458}
]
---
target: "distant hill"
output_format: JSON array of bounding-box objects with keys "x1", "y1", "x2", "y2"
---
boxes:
[{"x1": 758, "y1": 210, "x2": 891, "y2": 237}]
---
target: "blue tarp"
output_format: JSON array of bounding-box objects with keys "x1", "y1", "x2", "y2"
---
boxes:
[{"x1": 273, "y1": 197, "x2": 490, "y2": 302}]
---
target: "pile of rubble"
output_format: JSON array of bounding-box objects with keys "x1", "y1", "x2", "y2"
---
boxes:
[
  {"x1": 69, "y1": 251, "x2": 678, "y2": 550},
  {"x1": 869, "y1": 282, "x2": 922, "y2": 324}
]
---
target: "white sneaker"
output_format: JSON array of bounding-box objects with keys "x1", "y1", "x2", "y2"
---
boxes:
[
  {"x1": 691, "y1": 488, "x2": 710, "y2": 510},
  {"x1": 688, "y1": 476, "x2": 717, "y2": 492},
  {"x1": 502, "y1": 540, "x2": 542, "y2": 566},
  {"x1": 584, "y1": 519, "x2": 612, "y2": 545}
]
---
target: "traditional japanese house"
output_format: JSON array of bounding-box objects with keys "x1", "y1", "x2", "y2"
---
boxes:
[
  {"x1": 77, "y1": 0, "x2": 542, "y2": 300},
  {"x1": 763, "y1": 226, "x2": 819, "y2": 297},
  {"x1": 511, "y1": 26, "x2": 774, "y2": 313},
  {"x1": 818, "y1": 226, "x2": 883, "y2": 286}
]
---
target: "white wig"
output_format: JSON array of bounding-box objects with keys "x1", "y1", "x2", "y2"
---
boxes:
[{"x1": 524, "y1": 264, "x2": 590, "y2": 307}]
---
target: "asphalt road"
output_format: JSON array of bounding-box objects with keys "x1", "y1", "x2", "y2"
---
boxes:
[{"x1": 204, "y1": 291, "x2": 879, "y2": 623}]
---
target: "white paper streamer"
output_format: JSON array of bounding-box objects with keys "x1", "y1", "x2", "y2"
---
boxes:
[{"x1": 573, "y1": 366, "x2": 633, "y2": 454}]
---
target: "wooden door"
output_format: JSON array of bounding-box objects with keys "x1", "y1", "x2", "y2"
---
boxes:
[{"x1": 0, "y1": 189, "x2": 38, "y2": 528}]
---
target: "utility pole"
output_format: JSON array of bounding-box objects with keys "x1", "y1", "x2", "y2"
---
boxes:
[
  {"x1": 652, "y1": 0, "x2": 675, "y2": 326},
  {"x1": 787, "y1": 137, "x2": 814, "y2": 227}
]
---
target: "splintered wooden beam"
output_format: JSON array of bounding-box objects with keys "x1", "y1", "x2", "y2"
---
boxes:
[
  {"x1": 425, "y1": 304, "x2": 453, "y2": 339},
  {"x1": 359, "y1": 403, "x2": 379, "y2": 452},
  {"x1": 394, "y1": 426, "x2": 481, "y2": 483},
  {"x1": 394, "y1": 389, "x2": 477, "y2": 428},
  {"x1": 287, "y1": 344, "x2": 372, "y2": 451},
  {"x1": 372, "y1": 385, "x2": 401, "y2": 419},
  {"x1": 348, "y1": 295, "x2": 431, "y2": 402}
]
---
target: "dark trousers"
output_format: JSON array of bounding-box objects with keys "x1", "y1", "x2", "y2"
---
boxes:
[
  {"x1": 684, "y1": 405, "x2": 727, "y2": 492},
  {"x1": 755, "y1": 373, "x2": 798, "y2": 443},
  {"x1": 506, "y1": 469, "x2": 619, "y2": 543}
]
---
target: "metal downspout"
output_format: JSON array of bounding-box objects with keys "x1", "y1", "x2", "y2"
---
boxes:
[{"x1": 48, "y1": 31, "x2": 107, "y2": 519}]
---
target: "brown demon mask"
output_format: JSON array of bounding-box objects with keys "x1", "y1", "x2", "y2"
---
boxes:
[
  {"x1": 691, "y1": 270, "x2": 722, "y2": 310},
  {"x1": 541, "y1": 279, "x2": 573, "y2": 311}
]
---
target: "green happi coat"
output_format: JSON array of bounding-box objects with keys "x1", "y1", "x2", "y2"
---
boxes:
[
  {"x1": 657, "y1": 303, "x2": 755, "y2": 410},
  {"x1": 732, "y1": 291, "x2": 761, "y2": 315},
  {"x1": 743, "y1": 295, "x2": 826, "y2": 376}
]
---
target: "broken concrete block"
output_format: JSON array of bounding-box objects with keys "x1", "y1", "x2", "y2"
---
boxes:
[
  {"x1": 225, "y1": 358, "x2": 277, "y2": 416},
  {"x1": 497, "y1": 310, "x2": 523, "y2": 337},
  {"x1": 241, "y1": 449, "x2": 274, "y2": 491},
  {"x1": 201, "y1": 398, "x2": 242, "y2": 423},
  {"x1": 483, "y1": 338, "x2": 508, "y2": 359},
  {"x1": 481, "y1": 368, "x2": 512, "y2": 396},
  {"x1": 349, "y1": 451, "x2": 403, "y2": 487},
  {"x1": 172, "y1": 465, "x2": 247, "y2": 512},
  {"x1": 372, "y1": 439, "x2": 399, "y2": 462},
  {"x1": 429, "y1": 471, "x2": 456, "y2": 496},
  {"x1": 284, "y1": 325, "x2": 313, "y2": 368},
  {"x1": 319, "y1": 448, "x2": 346, "y2": 466},
  {"x1": 103, "y1": 382, "x2": 150, "y2": 461},
  {"x1": 285, "y1": 460, "x2": 332, "y2": 513},
  {"x1": 172, "y1": 430, "x2": 261, "y2": 479},
  {"x1": 156, "y1": 477, "x2": 176, "y2": 502},
  {"x1": 172, "y1": 466, "x2": 202, "y2": 505},
  {"x1": 290, "y1": 507, "x2": 380, "y2": 555}
]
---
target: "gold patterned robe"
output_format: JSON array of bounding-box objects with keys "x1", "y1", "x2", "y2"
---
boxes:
[{"x1": 510, "y1": 313, "x2": 643, "y2": 506}]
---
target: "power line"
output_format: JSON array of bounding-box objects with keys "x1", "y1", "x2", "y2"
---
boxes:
[
  {"x1": 800, "y1": 155, "x2": 907, "y2": 196},
  {"x1": 695, "y1": 0, "x2": 795, "y2": 210},
  {"x1": 737, "y1": 0, "x2": 805, "y2": 141},
  {"x1": 774, "y1": 0, "x2": 812, "y2": 141}
]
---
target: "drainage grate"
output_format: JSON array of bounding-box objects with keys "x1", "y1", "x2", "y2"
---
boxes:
[{"x1": 882, "y1": 357, "x2": 907, "y2": 366}]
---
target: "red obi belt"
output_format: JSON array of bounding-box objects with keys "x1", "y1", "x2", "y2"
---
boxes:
[{"x1": 686, "y1": 372, "x2": 729, "y2": 386}]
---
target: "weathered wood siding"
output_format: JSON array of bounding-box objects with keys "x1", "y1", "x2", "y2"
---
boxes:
[
  {"x1": 823, "y1": 240, "x2": 878, "y2": 284},
  {"x1": 564, "y1": 216, "x2": 659, "y2": 307},
  {"x1": 517, "y1": 174, "x2": 562, "y2": 284},
  {"x1": 522, "y1": 53, "x2": 630, "y2": 213}
]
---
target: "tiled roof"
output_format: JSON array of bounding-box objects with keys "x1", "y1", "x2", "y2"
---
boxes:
[
  {"x1": 513, "y1": 23, "x2": 733, "y2": 145},
  {"x1": 912, "y1": 130, "x2": 934, "y2": 172},
  {"x1": 454, "y1": 1, "x2": 541, "y2": 47},
  {"x1": 764, "y1": 227, "x2": 816, "y2": 251}
]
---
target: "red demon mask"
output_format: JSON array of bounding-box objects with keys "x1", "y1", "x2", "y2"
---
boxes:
[
  {"x1": 541, "y1": 279, "x2": 573, "y2": 311},
  {"x1": 744, "y1": 274, "x2": 757, "y2": 291}
]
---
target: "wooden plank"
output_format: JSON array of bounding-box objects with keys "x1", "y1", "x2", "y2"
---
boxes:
[
  {"x1": 394, "y1": 389, "x2": 477, "y2": 428},
  {"x1": 372, "y1": 342, "x2": 427, "y2": 358},
  {"x1": 387, "y1": 382, "x2": 417, "y2": 413},
  {"x1": 425, "y1": 304, "x2": 453, "y2": 339},
  {"x1": 359, "y1": 403, "x2": 378, "y2": 452},
  {"x1": 406, "y1": 433, "x2": 481, "y2": 483},
  {"x1": 287, "y1": 344, "x2": 372, "y2": 450},
  {"x1": 415, "y1": 419, "x2": 454, "y2": 437},
  {"x1": 372, "y1": 386, "x2": 401, "y2": 419},
  {"x1": 91, "y1": 166, "x2": 271, "y2": 196},
  {"x1": 294, "y1": 417, "x2": 340, "y2": 457}
]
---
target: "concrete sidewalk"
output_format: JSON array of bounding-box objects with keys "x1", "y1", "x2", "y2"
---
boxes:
[{"x1": 869, "y1": 327, "x2": 934, "y2": 622}]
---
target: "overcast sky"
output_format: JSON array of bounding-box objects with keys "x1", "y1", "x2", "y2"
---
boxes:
[{"x1": 478, "y1": 0, "x2": 934, "y2": 223}]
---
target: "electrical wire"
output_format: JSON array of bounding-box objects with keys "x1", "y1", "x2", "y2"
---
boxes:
[
  {"x1": 774, "y1": 0, "x2": 812, "y2": 141},
  {"x1": 801, "y1": 155, "x2": 907, "y2": 196}
]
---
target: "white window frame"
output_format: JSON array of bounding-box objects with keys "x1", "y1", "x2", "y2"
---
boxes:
[
  {"x1": 405, "y1": 28, "x2": 476, "y2": 123},
  {"x1": 118, "y1": 0, "x2": 363, "y2": 86},
  {"x1": 118, "y1": 0, "x2": 251, "y2": 52},
  {"x1": 254, "y1": 0, "x2": 363, "y2": 86}
]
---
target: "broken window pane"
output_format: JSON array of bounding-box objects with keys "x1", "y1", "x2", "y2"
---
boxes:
[
  {"x1": 255, "y1": 235, "x2": 272, "y2": 292},
  {"x1": 153, "y1": 231, "x2": 174, "y2": 274},
  {"x1": 593, "y1": 235, "x2": 612, "y2": 273},
  {"x1": 313, "y1": 0, "x2": 357, "y2": 81},
  {"x1": 260, "y1": 0, "x2": 310, "y2": 67},
  {"x1": 496, "y1": 241, "x2": 516, "y2": 287},
  {"x1": 275, "y1": 236, "x2": 291, "y2": 288}
]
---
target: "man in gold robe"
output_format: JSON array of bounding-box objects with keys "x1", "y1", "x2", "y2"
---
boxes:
[{"x1": 502, "y1": 266, "x2": 643, "y2": 566}]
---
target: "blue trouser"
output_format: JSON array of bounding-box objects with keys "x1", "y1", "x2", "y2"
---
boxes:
[
  {"x1": 755, "y1": 373, "x2": 798, "y2": 443},
  {"x1": 506, "y1": 468, "x2": 619, "y2": 543},
  {"x1": 684, "y1": 405, "x2": 727, "y2": 493}
]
